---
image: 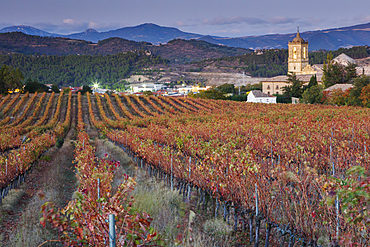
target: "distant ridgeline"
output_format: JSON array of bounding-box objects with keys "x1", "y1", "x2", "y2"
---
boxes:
[
  {"x1": 0, "y1": 51, "x2": 167, "y2": 88},
  {"x1": 0, "y1": 32, "x2": 250, "y2": 62},
  {"x1": 197, "y1": 46, "x2": 370, "y2": 77}
]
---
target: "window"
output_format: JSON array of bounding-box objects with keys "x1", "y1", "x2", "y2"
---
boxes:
[
  {"x1": 276, "y1": 85, "x2": 279, "y2": 89},
  {"x1": 293, "y1": 47, "x2": 297, "y2": 59},
  {"x1": 267, "y1": 91, "x2": 270, "y2": 95},
  {"x1": 267, "y1": 85, "x2": 270, "y2": 89},
  {"x1": 303, "y1": 47, "x2": 306, "y2": 58}
]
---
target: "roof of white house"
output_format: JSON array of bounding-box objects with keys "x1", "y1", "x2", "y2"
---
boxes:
[
  {"x1": 250, "y1": 90, "x2": 276, "y2": 98},
  {"x1": 333, "y1": 53, "x2": 356, "y2": 66},
  {"x1": 323, "y1": 83, "x2": 354, "y2": 92}
]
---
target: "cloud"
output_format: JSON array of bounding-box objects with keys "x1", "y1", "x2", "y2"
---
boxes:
[
  {"x1": 61, "y1": 19, "x2": 87, "y2": 32},
  {"x1": 175, "y1": 21, "x2": 185, "y2": 27},
  {"x1": 231, "y1": 29, "x2": 241, "y2": 34},
  {"x1": 63, "y1": 19, "x2": 82, "y2": 25},
  {"x1": 212, "y1": 30, "x2": 228, "y2": 33},
  {"x1": 203, "y1": 16, "x2": 267, "y2": 26},
  {"x1": 87, "y1": 21, "x2": 126, "y2": 31},
  {"x1": 25, "y1": 20, "x2": 126, "y2": 34},
  {"x1": 200, "y1": 15, "x2": 302, "y2": 27},
  {"x1": 269, "y1": 16, "x2": 298, "y2": 25}
]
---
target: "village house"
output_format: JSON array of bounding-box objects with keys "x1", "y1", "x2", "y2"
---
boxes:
[
  {"x1": 323, "y1": 83, "x2": 354, "y2": 95},
  {"x1": 247, "y1": 90, "x2": 277, "y2": 104},
  {"x1": 130, "y1": 83, "x2": 165, "y2": 93}
]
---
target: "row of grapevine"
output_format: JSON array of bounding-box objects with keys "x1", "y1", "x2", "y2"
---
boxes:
[
  {"x1": 0, "y1": 132, "x2": 56, "y2": 203},
  {"x1": 0, "y1": 94, "x2": 11, "y2": 110},
  {"x1": 2, "y1": 93, "x2": 20, "y2": 115},
  {"x1": 41, "y1": 94, "x2": 159, "y2": 245},
  {"x1": 0, "y1": 92, "x2": 72, "y2": 204},
  {"x1": 100, "y1": 100, "x2": 370, "y2": 246}
]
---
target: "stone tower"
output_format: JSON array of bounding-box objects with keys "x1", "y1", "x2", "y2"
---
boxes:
[{"x1": 288, "y1": 29, "x2": 315, "y2": 75}]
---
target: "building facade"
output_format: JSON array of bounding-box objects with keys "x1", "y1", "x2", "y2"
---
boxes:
[{"x1": 262, "y1": 74, "x2": 322, "y2": 95}]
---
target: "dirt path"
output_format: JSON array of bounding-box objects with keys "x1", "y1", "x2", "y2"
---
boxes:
[
  {"x1": 81, "y1": 94, "x2": 99, "y2": 139},
  {"x1": 0, "y1": 96, "x2": 77, "y2": 247}
]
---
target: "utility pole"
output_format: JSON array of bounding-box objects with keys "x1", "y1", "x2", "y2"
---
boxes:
[{"x1": 240, "y1": 72, "x2": 245, "y2": 95}]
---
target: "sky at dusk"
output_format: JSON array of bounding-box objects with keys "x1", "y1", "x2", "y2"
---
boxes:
[{"x1": 1, "y1": 0, "x2": 370, "y2": 37}]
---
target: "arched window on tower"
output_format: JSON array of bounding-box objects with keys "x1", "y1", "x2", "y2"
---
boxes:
[
  {"x1": 293, "y1": 47, "x2": 297, "y2": 59},
  {"x1": 303, "y1": 47, "x2": 306, "y2": 59}
]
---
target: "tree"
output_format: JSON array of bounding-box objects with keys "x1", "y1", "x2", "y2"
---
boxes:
[
  {"x1": 216, "y1": 83, "x2": 235, "y2": 94},
  {"x1": 323, "y1": 88, "x2": 350, "y2": 106},
  {"x1": 0, "y1": 65, "x2": 24, "y2": 94},
  {"x1": 241, "y1": 82, "x2": 262, "y2": 93},
  {"x1": 322, "y1": 53, "x2": 357, "y2": 88},
  {"x1": 188, "y1": 89, "x2": 226, "y2": 100},
  {"x1": 78, "y1": 85, "x2": 92, "y2": 95},
  {"x1": 301, "y1": 84, "x2": 323, "y2": 104},
  {"x1": 143, "y1": 90, "x2": 153, "y2": 96},
  {"x1": 24, "y1": 78, "x2": 49, "y2": 93},
  {"x1": 51, "y1": 84, "x2": 60, "y2": 93},
  {"x1": 345, "y1": 63, "x2": 357, "y2": 83},
  {"x1": 347, "y1": 75, "x2": 370, "y2": 106},
  {"x1": 274, "y1": 94, "x2": 291, "y2": 103},
  {"x1": 359, "y1": 84, "x2": 370, "y2": 108},
  {"x1": 307, "y1": 74, "x2": 318, "y2": 88},
  {"x1": 228, "y1": 94, "x2": 247, "y2": 101},
  {"x1": 282, "y1": 73, "x2": 304, "y2": 98}
]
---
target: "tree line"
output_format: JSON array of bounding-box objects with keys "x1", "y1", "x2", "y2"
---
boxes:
[{"x1": 198, "y1": 46, "x2": 370, "y2": 78}]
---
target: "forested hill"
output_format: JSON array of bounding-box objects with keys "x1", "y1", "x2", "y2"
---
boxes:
[
  {"x1": 194, "y1": 46, "x2": 370, "y2": 77},
  {"x1": 0, "y1": 51, "x2": 167, "y2": 89},
  {"x1": 0, "y1": 32, "x2": 250, "y2": 62}
]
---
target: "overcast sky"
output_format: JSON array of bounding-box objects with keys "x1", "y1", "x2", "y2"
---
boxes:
[{"x1": 1, "y1": 0, "x2": 370, "y2": 37}]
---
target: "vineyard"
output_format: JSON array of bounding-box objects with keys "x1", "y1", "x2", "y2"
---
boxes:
[{"x1": 0, "y1": 91, "x2": 369, "y2": 246}]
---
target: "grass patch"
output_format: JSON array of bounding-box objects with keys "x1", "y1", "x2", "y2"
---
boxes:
[
  {"x1": 132, "y1": 174, "x2": 186, "y2": 243},
  {"x1": 39, "y1": 155, "x2": 52, "y2": 161},
  {"x1": 202, "y1": 218, "x2": 235, "y2": 245},
  {"x1": 0, "y1": 189, "x2": 25, "y2": 212}
]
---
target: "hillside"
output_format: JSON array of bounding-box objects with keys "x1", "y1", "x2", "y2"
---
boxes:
[
  {"x1": 192, "y1": 45, "x2": 370, "y2": 77},
  {"x1": 0, "y1": 32, "x2": 250, "y2": 62},
  {"x1": 0, "y1": 51, "x2": 167, "y2": 88},
  {"x1": 3, "y1": 22, "x2": 370, "y2": 50}
]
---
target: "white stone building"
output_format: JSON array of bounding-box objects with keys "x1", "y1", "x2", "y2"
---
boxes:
[
  {"x1": 130, "y1": 83, "x2": 165, "y2": 93},
  {"x1": 247, "y1": 90, "x2": 277, "y2": 104}
]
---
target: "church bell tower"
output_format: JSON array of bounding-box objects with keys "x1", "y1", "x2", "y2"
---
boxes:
[{"x1": 288, "y1": 28, "x2": 313, "y2": 75}]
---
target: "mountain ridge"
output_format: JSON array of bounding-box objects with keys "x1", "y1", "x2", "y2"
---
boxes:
[
  {"x1": 2, "y1": 22, "x2": 370, "y2": 50},
  {"x1": 0, "y1": 32, "x2": 251, "y2": 62}
]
